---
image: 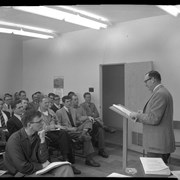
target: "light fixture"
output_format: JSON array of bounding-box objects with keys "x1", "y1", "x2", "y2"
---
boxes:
[
  {"x1": 157, "y1": 5, "x2": 180, "y2": 17},
  {"x1": 13, "y1": 6, "x2": 108, "y2": 30},
  {"x1": 0, "y1": 27, "x2": 54, "y2": 39},
  {"x1": 58, "y1": 5, "x2": 108, "y2": 22},
  {"x1": 0, "y1": 20, "x2": 54, "y2": 33}
]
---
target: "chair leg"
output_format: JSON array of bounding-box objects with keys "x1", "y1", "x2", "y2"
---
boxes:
[{"x1": 143, "y1": 149, "x2": 145, "y2": 157}]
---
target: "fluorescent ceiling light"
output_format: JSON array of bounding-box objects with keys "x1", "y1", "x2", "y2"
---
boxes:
[
  {"x1": 13, "y1": 6, "x2": 108, "y2": 30},
  {"x1": 58, "y1": 5, "x2": 108, "y2": 22},
  {"x1": 157, "y1": 5, "x2": 180, "y2": 17},
  {"x1": 0, "y1": 27, "x2": 54, "y2": 39},
  {"x1": 0, "y1": 20, "x2": 54, "y2": 33}
]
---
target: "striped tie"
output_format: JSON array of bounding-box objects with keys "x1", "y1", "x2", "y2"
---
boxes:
[{"x1": 0, "y1": 111, "x2": 6, "y2": 128}]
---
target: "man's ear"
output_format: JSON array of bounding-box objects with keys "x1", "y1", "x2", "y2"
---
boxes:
[{"x1": 27, "y1": 122, "x2": 32, "y2": 128}]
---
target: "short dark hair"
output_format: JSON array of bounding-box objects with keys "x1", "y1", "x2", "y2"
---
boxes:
[
  {"x1": 19, "y1": 90, "x2": 26, "y2": 96},
  {"x1": 0, "y1": 98, "x2": 3, "y2": 102},
  {"x1": 83, "y1": 92, "x2": 91, "y2": 98},
  {"x1": 4, "y1": 93, "x2": 12, "y2": 100},
  {"x1": 11, "y1": 99, "x2": 22, "y2": 110},
  {"x1": 62, "y1": 95, "x2": 71, "y2": 103},
  {"x1": 147, "y1": 70, "x2": 161, "y2": 82},
  {"x1": 48, "y1": 93, "x2": 55, "y2": 98},
  {"x1": 68, "y1": 91, "x2": 76, "y2": 99},
  {"x1": 21, "y1": 109, "x2": 42, "y2": 127}
]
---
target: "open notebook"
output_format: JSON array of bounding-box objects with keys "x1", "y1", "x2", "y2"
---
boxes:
[
  {"x1": 140, "y1": 157, "x2": 171, "y2": 175},
  {"x1": 36, "y1": 161, "x2": 71, "y2": 175}
]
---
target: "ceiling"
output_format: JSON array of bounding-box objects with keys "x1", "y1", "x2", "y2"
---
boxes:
[{"x1": 0, "y1": 5, "x2": 167, "y2": 40}]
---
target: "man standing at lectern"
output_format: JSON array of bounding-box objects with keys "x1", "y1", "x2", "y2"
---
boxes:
[{"x1": 130, "y1": 70, "x2": 175, "y2": 164}]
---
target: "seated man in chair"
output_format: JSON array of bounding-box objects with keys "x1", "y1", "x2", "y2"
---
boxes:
[
  {"x1": 79, "y1": 92, "x2": 109, "y2": 158},
  {"x1": 38, "y1": 95, "x2": 81, "y2": 174},
  {"x1": 0, "y1": 98, "x2": 10, "y2": 152},
  {"x1": 56, "y1": 95, "x2": 101, "y2": 167},
  {"x1": 4, "y1": 109, "x2": 74, "y2": 177}
]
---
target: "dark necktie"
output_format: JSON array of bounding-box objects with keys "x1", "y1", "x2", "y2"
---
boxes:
[
  {"x1": 0, "y1": 111, "x2": 6, "y2": 128},
  {"x1": 66, "y1": 110, "x2": 75, "y2": 127}
]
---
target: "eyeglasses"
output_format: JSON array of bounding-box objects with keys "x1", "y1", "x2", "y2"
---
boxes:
[
  {"x1": 54, "y1": 98, "x2": 60, "y2": 101},
  {"x1": 144, "y1": 77, "x2": 152, "y2": 83},
  {"x1": 31, "y1": 119, "x2": 43, "y2": 124}
]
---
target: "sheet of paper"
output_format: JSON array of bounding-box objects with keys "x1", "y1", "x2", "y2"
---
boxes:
[
  {"x1": 107, "y1": 172, "x2": 131, "y2": 177},
  {"x1": 171, "y1": 171, "x2": 180, "y2": 179},
  {"x1": 0, "y1": 170, "x2": 7, "y2": 176}
]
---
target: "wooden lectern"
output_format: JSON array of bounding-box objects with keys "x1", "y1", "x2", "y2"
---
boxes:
[{"x1": 109, "y1": 104, "x2": 134, "y2": 170}]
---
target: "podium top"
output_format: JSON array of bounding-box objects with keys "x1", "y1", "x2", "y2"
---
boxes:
[{"x1": 109, "y1": 104, "x2": 135, "y2": 121}]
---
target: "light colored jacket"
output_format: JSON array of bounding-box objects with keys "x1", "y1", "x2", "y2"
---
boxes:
[{"x1": 137, "y1": 85, "x2": 175, "y2": 154}]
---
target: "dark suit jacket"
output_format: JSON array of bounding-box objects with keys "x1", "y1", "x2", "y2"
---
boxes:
[
  {"x1": 51, "y1": 104, "x2": 63, "y2": 113},
  {"x1": 3, "y1": 111, "x2": 11, "y2": 120},
  {"x1": 4, "y1": 128, "x2": 48, "y2": 175},
  {"x1": 7, "y1": 115, "x2": 23, "y2": 137}
]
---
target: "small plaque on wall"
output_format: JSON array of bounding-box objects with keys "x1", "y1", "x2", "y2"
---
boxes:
[{"x1": 53, "y1": 76, "x2": 64, "y2": 89}]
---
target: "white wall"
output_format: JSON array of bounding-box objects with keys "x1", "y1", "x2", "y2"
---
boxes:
[
  {"x1": 23, "y1": 14, "x2": 180, "y2": 119},
  {"x1": 0, "y1": 34, "x2": 23, "y2": 98}
]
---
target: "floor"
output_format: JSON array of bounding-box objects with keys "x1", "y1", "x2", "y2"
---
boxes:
[
  {"x1": 72, "y1": 130, "x2": 180, "y2": 177},
  {"x1": 73, "y1": 130, "x2": 141, "y2": 177}
]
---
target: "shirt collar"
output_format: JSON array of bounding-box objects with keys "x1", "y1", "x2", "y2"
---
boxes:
[
  {"x1": 54, "y1": 103, "x2": 60, "y2": 109},
  {"x1": 64, "y1": 106, "x2": 69, "y2": 112},
  {"x1": 153, "y1": 83, "x2": 162, "y2": 92},
  {"x1": 14, "y1": 113, "x2": 22, "y2": 120}
]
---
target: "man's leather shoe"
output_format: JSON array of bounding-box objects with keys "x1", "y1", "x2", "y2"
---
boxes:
[
  {"x1": 98, "y1": 150, "x2": 109, "y2": 158},
  {"x1": 72, "y1": 165, "x2": 81, "y2": 174},
  {"x1": 104, "y1": 126, "x2": 116, "y2": 133},
  {"x1": 85, "y1": 159, "x2": 101, "y2": 167}
]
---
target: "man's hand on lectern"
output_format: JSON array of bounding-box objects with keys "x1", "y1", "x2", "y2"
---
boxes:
[{"x1": 129, "y1": 112, "x2": 138, "y2": 122}]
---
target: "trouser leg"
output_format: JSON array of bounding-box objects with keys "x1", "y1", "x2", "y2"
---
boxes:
[
  {"x1": 147, "y1": 152, "x2": 170, "y2": 164},
  {"x1": 46, "y1": 130, "x2": 74, "y2": 163}
]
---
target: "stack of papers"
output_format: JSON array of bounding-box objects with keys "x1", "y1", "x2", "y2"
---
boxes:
[{"x1": 140, "y1": 157, "x2": 171, "y2": 175}]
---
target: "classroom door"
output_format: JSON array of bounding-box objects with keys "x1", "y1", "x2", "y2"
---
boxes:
[
  {"x1": 100, "y1": 61, "x2": 152, "y2": 153},
  {"x1": 100, "y1": 64, "x2": 125, "y2": 130}
]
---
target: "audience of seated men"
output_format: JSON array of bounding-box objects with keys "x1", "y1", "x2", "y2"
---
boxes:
[
  {"x1": 50, "y1": 94, "x2": 63, "y2": 113},
  {"x1": 38, "y1": 95, "x2": 81, "y2": 174},
  {"x1": 2, "y1": 93, "x2": 13, "y2": 118},
  {"x1": 0, "y1": 98, "x2": 10, "y2": 151},
  {"x1": 7, "y1": 100, "x2": 24, "y2": 137},
  {"x1": 56, "y1": 95, "x2": 101, "y2": 167},
  {"x1": 4, "y1": 109, "x2": 74, "y2": 177},
  {"x1": 80, "y1": 92, "x2": 109, "y2": 158}
]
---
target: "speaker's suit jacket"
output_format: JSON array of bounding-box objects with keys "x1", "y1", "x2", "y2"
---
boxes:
[
  {"x1": 7, "y1": 115, "x2": 23, "y2": 137},
  {"x1": 137, "y1": 84, "x2": 175, "y2": 154}
]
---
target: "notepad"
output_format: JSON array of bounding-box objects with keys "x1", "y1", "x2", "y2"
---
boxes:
[
  {"x1": 171, "y1": 170, "x2": 180, "y2": 179},
  {"x1": 140, "y1": 157, "x2": 171, "y2": 175},
  {"x1": 35, "y1": 161, "x2": 71, "y2": 175}
]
